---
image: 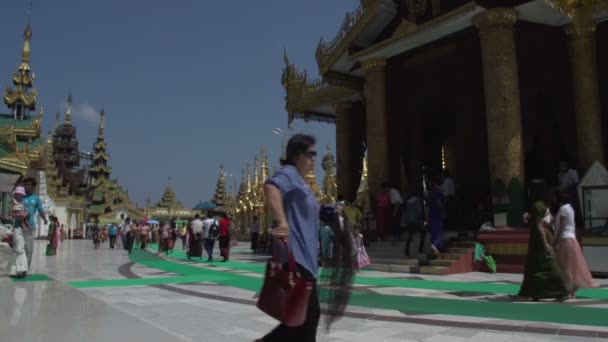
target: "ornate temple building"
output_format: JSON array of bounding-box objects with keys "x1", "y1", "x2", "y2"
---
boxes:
[
  {"x1": 212, "y1": 165, "x2": 227, "y2": 207},
  {"x1": 86, "y1": 109, "x2": 143, "y2": 224},
  {"x1": 282, "y1": 0, "x2": 608, "y2": 226},
  {"x1": 0, "y1": 23, "x2": 44, "y2": 221},
  {"x1": 321, "y1": 144, "x2": 338, "y2": 203},
  {"x1": 230, "y1": 145, "x2": 339, "y2": 234},
  {"x1": 45, "y1": 94, "x2": 88, "y2": 232},
  {"x1": 147, "y1": 180, "x2": 197, "y2": 221}
]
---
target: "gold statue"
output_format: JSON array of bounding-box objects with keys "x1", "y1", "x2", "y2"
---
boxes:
[{"x1": 322, "y1": 144, "x2": 337, "y2": 203}]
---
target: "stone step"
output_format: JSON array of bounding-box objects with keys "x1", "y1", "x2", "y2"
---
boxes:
[
  {"x1": 447, "y1": 247, "x2": 470, "y2": 254},
  {"x1": 429, "y1": 259, "x2": 456, "y2": 267},
  {"x1": 451, "y1": 241, "x2": 477, "y2": 248},
  {"x1": 437, "y1": 253, "x2": 463, "y2": 260},
  {"x1": 419, "y1": 266, "x2": 448, "y2": 275},
  {"x1": 367, "y1": 264, "x2": 412, "y2": 273},
  {"x1": 371, "y1": 258, "x2": 419, "y2": 266}
]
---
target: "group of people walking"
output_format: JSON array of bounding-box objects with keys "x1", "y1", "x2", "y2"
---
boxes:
[{"x1": 187, "y1": 213, "x2": 232, "y2": 262}]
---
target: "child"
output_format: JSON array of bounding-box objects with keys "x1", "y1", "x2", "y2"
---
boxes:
[
  {"x1": 355, "y1": 229, "x2": 370, "y2": 271},
  {"x1": 11, "y1": 186, "x2": 30, "y2": 232},
  {"x1": 11, "y1": 186, "x2": 30, "y2": 278},
  {"x1": 319, "y1": 218, "x2": 334, "y2": 267}
]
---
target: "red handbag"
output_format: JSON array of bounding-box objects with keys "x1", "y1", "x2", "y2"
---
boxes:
[{"x1": 256, "y1": 239, "x2": 313, "y2": 327}]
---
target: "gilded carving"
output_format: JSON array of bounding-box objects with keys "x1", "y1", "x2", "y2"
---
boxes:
[
  {"x1": 564, "y1": 4, "x2": 605, "y2": 169},
  {"x1": 361, "y1": 57, "x2": 386, "y2": 73},
  {"x1": 474, "y1": 8, "x2": 524, "y2": 187},
  {"x1": 315, "y1": 1, "x2": 388, "y2": 75},
  {"x1": 472, "y1": 8, "x2": 517, "y2": 30},
  {"x1": 282, "y1": 52, "x2": 360, "y2": 124},
  {"x1": 363, "y1": 56, "x2": 389, "y2": 205}
]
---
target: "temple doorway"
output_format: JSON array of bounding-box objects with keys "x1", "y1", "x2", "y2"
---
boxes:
[{"x1": 525, "y1": 93, "x2": 568, "y2": 186}]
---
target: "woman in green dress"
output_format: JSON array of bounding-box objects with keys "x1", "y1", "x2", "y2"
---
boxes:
[
  {"x1": 516, "y1": 180, "x2": 568, "y2": 301},
  {"x1": 46, "y1": 216, "x2": 58, "y2": 256}
]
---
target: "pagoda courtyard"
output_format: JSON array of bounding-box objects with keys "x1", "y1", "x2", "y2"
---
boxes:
[{"x1": 2, "y1": 1, "x2": 608, "y2": 341}]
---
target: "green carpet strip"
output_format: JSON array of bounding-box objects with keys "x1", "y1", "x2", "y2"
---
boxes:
[
  {"x1": 153, "y1": 247, "x2": 608, "y2": 300},
  {"x1": 120, "y1": 249, "x2": 608, "y2": 328},
  {"x1": 10, "y1": 274, "x2": 53, "y2": 282}
]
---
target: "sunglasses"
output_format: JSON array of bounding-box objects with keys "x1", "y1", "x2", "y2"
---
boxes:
[{"x1": 304, "y1": 150, "x2": 317, "y2": 158}]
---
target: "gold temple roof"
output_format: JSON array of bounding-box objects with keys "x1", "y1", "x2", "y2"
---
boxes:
[
  {"x1": 4, "y1": 24, "x2": 37, "y2": 110},
  {"x1": 281, "y1": 52, "x2": 361, "y2": 125}
]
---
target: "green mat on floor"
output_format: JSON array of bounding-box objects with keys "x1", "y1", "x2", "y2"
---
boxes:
[
  {"x1": 125, "y1": 249, "x2": 608, "y2": 328},
  {"x1": 68, "y1": 274, "x2": 229, "y2": 288},
  {"x1": 11, "y1": 274, "x2": 53, "y2": 282},
  {"x1": 157, "y1": 247, "x2": 608, "y2": 300}
]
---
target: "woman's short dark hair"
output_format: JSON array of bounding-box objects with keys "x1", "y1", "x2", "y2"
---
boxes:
[
  {"x1": 285, "y1": 134, "x2": 316, "y2": 165},
  {"x1": 23, "y1": 177, "x2": 37, "y2": 187}
]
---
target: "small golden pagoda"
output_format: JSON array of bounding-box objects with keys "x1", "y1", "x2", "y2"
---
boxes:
[
  {"x1": 86, "y1": 108, "x2": 143, "y2": 223},
  {"x1": 355, "y1": 152, "x2": 369, "y2": 213},
  {"x1": 149, "y1": 179, "x2": 197, "y2": 221},
  {"x1": 212, "y1": 164, "x2": 226, "y2": 207},
  {"x1": 322, "y1": 144, "x2": 337, "y2": 203},
  {"x1": 0, "y1": 22, "x2": 44, "y2": 180}
]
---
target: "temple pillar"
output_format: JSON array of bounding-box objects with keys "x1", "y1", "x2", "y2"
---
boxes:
[
  {"x1": 362, "y1": 57, "x2": 389, "y2": 206},
  {"x1": 335, "y1": 101, "x2": 356, "y2": 201},
  {"x1": 566, "y1": 6, "x2": 604, "y2": 171},
  {"x1": 474, "y1": 8, "x2": 525, "y2": 226}
]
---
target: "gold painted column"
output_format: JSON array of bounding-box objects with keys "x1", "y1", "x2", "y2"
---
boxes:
[
  {"x1": 335, "y1": 101, "x2": 355, "y2": 201},
  {"x1": 362, "y1": 57, "x2": 389, "y2": 207},
  {"x1": 474, "y1": 8, "x2": 525, "y2": 225},
  {"x1": 566, "y1": 6, "x2": 604, "y2": 171}
]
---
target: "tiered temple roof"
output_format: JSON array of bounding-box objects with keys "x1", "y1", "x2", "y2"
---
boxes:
[
  {"x1": 49, "y1": 92, "x2": 87, "y2": 198},
  {"x1": 212, "y1": 164, "x2": 226, "y2": 207},
  {"x1": 86, "y1": 109, "x2": 142, "y2": 221},
  {"x1": 148, "y1": 180, "x2": 197, "y2": 220},
  {"x1": 322, "y1": 144, "x2": 337, "y2": 203},
  {"x1": 0, "y1": 23, "x2": 44, "y2": 176}
]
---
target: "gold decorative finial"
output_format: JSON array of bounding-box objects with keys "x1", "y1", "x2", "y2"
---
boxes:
[
  {"x1": 22, "y1": 24, "x2": 32, "y2": 65},
  {"x1": 283, "y1": 47, "x2": 289, "y2": 65},
  {"x1": 65, "y1": 91, "x2": 72, "y2": 125},
  {"x1": 99, "y1": 107, "x2": 105, "y2": 138}
]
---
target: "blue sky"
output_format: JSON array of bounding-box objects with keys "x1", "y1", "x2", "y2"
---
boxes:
[{"x1": 0, "y1": 0, "x2": 359, "y2": 207}]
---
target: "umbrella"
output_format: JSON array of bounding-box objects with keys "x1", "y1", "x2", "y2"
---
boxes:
[
  {"x1": 146, "y1": 219, "x2": 159, "y2": 225},
  {"x1": 193, "y1": 201, "x2": 217, "y2": 210}
]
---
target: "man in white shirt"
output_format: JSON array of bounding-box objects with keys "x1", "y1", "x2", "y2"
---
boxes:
[
  {"x1": 383, "y1": 182, "x2": 404, "y2": 241},
  {"x1": 191, "y1": 214, "x2": 204, "y2": 235},
  {"x1": 558, "y1": 161, "x2": 579, "y2": 190},
  {"x1": 202, "y1": 216, "x2": 218, "y2": 261}
]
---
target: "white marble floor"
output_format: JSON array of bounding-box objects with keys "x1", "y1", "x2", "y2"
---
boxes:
[{"x1": 1, "y1": 240, "x2": 607, "y2": 342}]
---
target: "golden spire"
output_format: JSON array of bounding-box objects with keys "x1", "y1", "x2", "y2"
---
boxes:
[
  {"x1": 246, "y1": 161, "x2": 252, "y2": 195},
  {"x1": 238, "y1": 167, "x2": 246, "y2": 199},
  {"x1": 213, "y1": 164, "x2": 226, "y2": 207},
  {"x1": 260, "y1": 146, "x2": 269, "y2": 183},
  {"x1": 65, "y1": 92, "x2": 73, "y2": 125},
  {"x1": 4, "y1": 20, "x2": 38, "y2": 116},
  {"x1": 98, "y1": 107, "x2": 105, "y2": 138},
  {"x1": 355, "y1": 151, "x2": 369, "y2": 211},
  {"x1": 322, "y1": 144, "x2": 337, "y2": 202},
  {"x1": 55, "y1": 111, "x2": 60, "y2": 130},
  {"x1": 22, "y1": 25, "x2": 32, "y2": 66}
]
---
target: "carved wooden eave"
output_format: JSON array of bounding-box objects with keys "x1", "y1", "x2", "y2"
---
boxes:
[
  {"x1": 0, "y1": 153, "x2": 29, "y2": 175},
  {"x1": 282, "y1": 59, "x2": 362, "y2": 125},
  {"x1": 353, "y1": 2, "x2": 481, "y2": 61},
  {"x1": 286, "y1": 80, "x2": 360, "y2": 125},
  {"x1": 315, "y1": 0, "x2": 397, "y2": 76}
]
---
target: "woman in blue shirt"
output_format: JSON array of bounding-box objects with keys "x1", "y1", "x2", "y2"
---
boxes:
[{"x1": 257, "y1": 134, "x2": 320, "y2": 342}]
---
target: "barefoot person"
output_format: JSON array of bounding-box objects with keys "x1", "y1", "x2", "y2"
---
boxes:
[
  {"x1": 257, "y1": 134, "x2": 321, "y2": 342},
  {"x1": 552, "y1": 189, "x2": 599, "y2": 298},
  {"x1": 13, "y1": 178, "x2": 47, "y2": 278},
  {"x1": 516, "y1": 180, "x2": 568, "y2": 301}
]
